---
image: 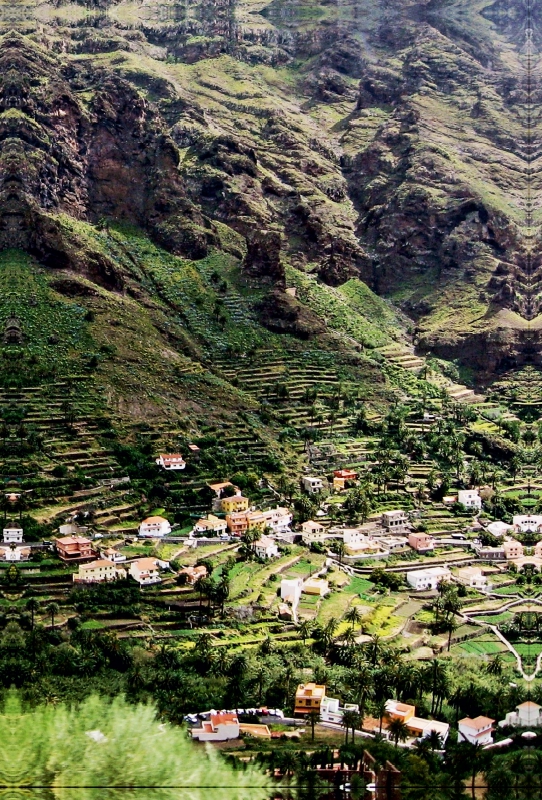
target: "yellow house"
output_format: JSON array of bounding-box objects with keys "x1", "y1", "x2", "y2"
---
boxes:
[
  {"x1": 295, "y1": 683, "x2": 326, "y2": 715},
  {"x1": 220, "y1": 495, "x2": 250, "y2": 514},
  {"x1": 74, "y1": 559, "x2": 123, "y2": 583},
  {"x1": 303, "y1": 578, "x2": 329, "y2": 597},
  {"x1": 245, "y1": 510, "x2": 268, "y2": 531}
]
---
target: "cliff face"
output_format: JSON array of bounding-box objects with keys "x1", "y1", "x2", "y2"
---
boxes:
[{"x1": 0, "y1": 0, "x2": 536, "y2": 384}]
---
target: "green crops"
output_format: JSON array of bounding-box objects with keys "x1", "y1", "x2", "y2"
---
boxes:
[{"x1": 0, "y1": 693, "x2": 270, "y2": 800}]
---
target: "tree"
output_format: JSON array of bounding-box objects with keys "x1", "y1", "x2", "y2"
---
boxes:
[
  {"x1": 307, "y1": 710, "x2": 320, "y2": 742},
  {"x1": 461, "y1": 742, "x2": 486, "y2": 800},
  {"x1": 298, "y1": 619, "x2": 312, "y2": 645},
  {"x1": 46, "y1": 601, "x2": 59, "y2": 630},
  {"x1": 374, "y1": 699, "x2": 387, "y2": 735},
  {"x1": 344, "y1": 605, "x2": 362, "y2": 634},
  {"x1": 214, "y1": 575, "x2": 230, "y2": 616},
  {"x1": 445, "y1": 617, "x2": 458, "y2": 651},
  {"x1": 333, "y1": 540, "x2": 346, "y2": 566},
  {"x1": 387, "y1": 717, "x2": 408, "y2": 750},
  {"x1": 341, "y1": 709, "x2": 360, "y2": 744},
  {"x1": 426, "y1": 729, "x2": 443, "y2": 753},
  {"x1": 26, "y1": 597, "x2": 39, "y2": 630},
  {"x1": 486, "y1": 654, "x2": 503, "y2": 676}
]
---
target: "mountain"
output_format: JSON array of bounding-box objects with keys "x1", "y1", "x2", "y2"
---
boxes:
[{"x1": 0, "y1": 0, "x2": 535, "y2": 501}]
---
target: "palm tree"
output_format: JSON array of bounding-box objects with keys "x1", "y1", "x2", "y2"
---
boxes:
[
  {"x1": 215, "y1": 575, "x2": 230, "y2": 616},
  {"x1": 486, "y1": 654, "x2": 503, "y2": 676},
  {"x1": 367, "y1": 634, "x2": 382, "y2": 667},
  {"x1": 446, "y1": 617, "x2": 458, "y2": 651},
  {"x1": 194, "y1": 632, "x2": 213, "y2": 659},
  {"x1": 334, "y1": 540, "x2": 346, "y2": 565},
  {"x1": 307, "y1": 709, "x2": 320, "y2": 742},
  {"x1": 46, "y1": 601, "x2": 59, "y2": 630},
  {"x1": 277, "y1": 749, "x2": 298, "y2": 777},
  {"x1": 345, "y1": 605, "x2": 362, "y2": 633},
  {"x1": 341, "y1": 709, "x2": 360, "y2": 744},
  {"x1": 374, "y1": 699, "x2": 387, "y2": 735},
  {"x1": 298, "y1": 619, "x2": 312, "y2": 645},
  {"x1": 317, "y1": 617, "x2": 338, "y2": 654},
  {"x1": 387, "y1": 717, "x2": 408, "y2": 751},
  {"x1": 462, "y1": 742, "x2": 484, "y2": 799},
  {"x1": 426, "y1": 729, "x2": 443, "y2": 753},
  {"x1": 26, "y1": 597, "x2": 39, "y2": 630},
  {"x1": 342, "y1": 627, "x2": 357, "y2": 648}
]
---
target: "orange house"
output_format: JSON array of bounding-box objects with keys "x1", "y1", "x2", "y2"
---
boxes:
[
  {"x1": 226, "y1": 511, "x2": 249, "y2": 536},
  {"x1": 55, "y1": 536, "x2": 95, "y2": 562},
  {"x1": 333, "y1": 469, "x2": 358, "y2": 491}
]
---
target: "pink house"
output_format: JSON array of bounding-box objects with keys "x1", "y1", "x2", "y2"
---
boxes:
[
  {"x1": 408, "y1": 532, "x2": 435, "y2": 553},
  {"x1": 503, "y1": 539, "x2": 524, "y2": 559}
]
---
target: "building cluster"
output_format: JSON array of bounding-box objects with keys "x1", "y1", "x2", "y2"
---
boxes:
[
  {"x1": 300, "y1": 511, "x2": 409, "y2": 558},
  {"x1": 52, "y1": 529, "x2": 169, "y2": 587},
  {"x1": 294, "y1": 685, "x2": 450, "y2": 745}
]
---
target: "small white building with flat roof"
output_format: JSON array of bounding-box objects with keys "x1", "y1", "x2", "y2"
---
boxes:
[
  {"x1": 513, "y1": 515, "x2": 542, "y2": 533},
  {"x1": 407, "y1": 566, "x2": 451, "y2": 591},
  {"x1": 302, "y1": 476, "x2": 324, "y2": 494},
  {"x1": 457, "y1": 490, "x2": 482, "y2": 510},
  {"x1": 499, "y1": 701, "x2": 542, "y2": 728}
]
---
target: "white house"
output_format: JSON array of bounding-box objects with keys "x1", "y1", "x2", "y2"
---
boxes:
[
  {"x1": 381, "y1": 510, "x2": 408, "y2": 531},
  {"x1": 320, "y1": 697, "x2": 360, "y2": 724},
  {"x1": 383, "y1": 700, "x2": 450, "y2": 744},
  {"x1": 129, "y1": 557, "x2": 162, "y2": 585},
  {"x1": 190, "y1": 713, "x2": 239, "y2": 742},
  {"x1": 156, "y1": 453, "x2": 186, "y2": 471},
  {"x1": 262, "y1": 507, "x2": 293, "y2": 534},
  {"x1": 342, "y1": 529, "x2": 380, "y2": 553},
  {"x1": 253, "y1": 535, "x2": 279, "y2": 559},
  {"x1": 406, "y1": 566, "x2": 451, "y2": 592},
  {"x1": 138, "y1": 516, "x2": 171, "y2": 538},
  {"x1": 457, "y1": 490, "x2": 482, "y2": 511},
  {"x1": 281, "y1": 577, "x2": 303, "y2": 607},
  {"x1": 513, "y1": 515, "x2": 542, "y2": 533},
  {"x1": 0, "y1": 546, "x2": 30, "y2": 562},
  {"x1": 458, "y1": 716, "x2": 494, "y2": 745},
  {"x1": 192, "y1": 515, "x2": 228, "y2": 537},
  {"x1": 487, "y1": 521, "x2": 513, "y2": 538},
  {"x1": 302, "y1": 476, "x2": 324, "y2": 494},
  {"x1": 378, "y1": 535, "x2": 408, "y2": 552},
  {"x1": 3, "y1": 525, "x2": 23, "y2": 543},
  {"x1": 499, "y1": 701, "x2": 542, "y2": 728},
  {"x1": 456, "y1": 566, "x2": 488, "y2": 590},
  {"x1": 101, "y1": 547, "x2": 126, "y2": 563},
  {"x1": 74, "y1": 559, "x2": 124, "y2": 583}
]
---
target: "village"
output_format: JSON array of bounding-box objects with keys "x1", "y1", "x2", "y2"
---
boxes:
[
  {"x1": 2, "y1": 440, "x2": 542, "y2": 791},
  {"x1": 0, "y1": 365, "x2": 538, "y2": 797}
]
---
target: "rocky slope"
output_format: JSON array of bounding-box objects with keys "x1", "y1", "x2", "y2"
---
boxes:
[{"x1": 0, "y1": 0, "x2": 536, "y2": 408}]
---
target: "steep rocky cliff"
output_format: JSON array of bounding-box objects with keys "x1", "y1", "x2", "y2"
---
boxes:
[{"x1": 0, "y1": 0, "x2": 536, "y2": 400}]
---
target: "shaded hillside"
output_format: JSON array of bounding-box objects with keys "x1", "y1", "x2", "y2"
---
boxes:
[{"x1": 0, "y1": 0, "x2": 536, "y2": 421}]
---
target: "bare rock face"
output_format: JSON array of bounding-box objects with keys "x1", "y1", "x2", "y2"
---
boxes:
[
  {"x1": 256, "y1": 289, "x2": 326, "y2": 339},
  {"x1": 0, "y1": 34, "x2": 214, "y2": 273},
  {"x1": 0, "y1": 0, "x2": 537, "y2": 381},
  {"x1": 243, "y1": 230, "x2": 285, "y2": 286}
]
